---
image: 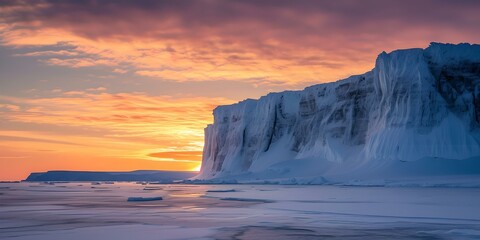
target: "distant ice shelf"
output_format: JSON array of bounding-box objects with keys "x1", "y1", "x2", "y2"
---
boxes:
[{"x1": 25, "y1": 170, "x2": 197, "y2": 182}]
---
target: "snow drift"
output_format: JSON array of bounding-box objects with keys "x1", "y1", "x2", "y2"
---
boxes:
[{"x1": 195, "y1": 43, "x2": 480, "y2": 184}]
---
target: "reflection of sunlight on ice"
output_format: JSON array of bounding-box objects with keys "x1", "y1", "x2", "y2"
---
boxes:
[
  {"x1": 170, "y1": 193, "x2": 204, "y2": 198},
  {"x1": 181, "y1": 206, "x2": 206, "y2": 211}
]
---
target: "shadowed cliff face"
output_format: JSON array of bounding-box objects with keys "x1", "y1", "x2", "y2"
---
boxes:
[
  {"x1": 199, "y1": 43, "x2": 480, "y2": 180},
  {"x1": 432, "y1": 61, "x2": 480, "y2": 127}
]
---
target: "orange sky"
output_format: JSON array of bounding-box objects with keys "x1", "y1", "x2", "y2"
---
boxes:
[
  {"x1": 0, "y1": 93, "x2": 231, "y2": 180},
  {"x1": 1, "y1": 1, "x2": 480, "y2": 180}
]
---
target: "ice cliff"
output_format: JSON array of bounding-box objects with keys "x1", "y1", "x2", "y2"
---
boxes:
[{"x1": 196, "y1": 43, "x2": 480, "y2": 184}]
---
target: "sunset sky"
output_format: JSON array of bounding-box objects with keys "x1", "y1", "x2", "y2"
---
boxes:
[{"x1": 1, "y1": 0, "x2": 480, "y2": 180}]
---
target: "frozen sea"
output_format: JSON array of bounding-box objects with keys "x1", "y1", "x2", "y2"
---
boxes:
[{"x1": 1, "y1": 182, "x2": 480, "y2": 239}]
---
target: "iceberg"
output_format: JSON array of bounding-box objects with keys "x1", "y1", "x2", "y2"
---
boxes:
[{"x1": 196, "y1": 42, "x2": 480, "y2": 185}]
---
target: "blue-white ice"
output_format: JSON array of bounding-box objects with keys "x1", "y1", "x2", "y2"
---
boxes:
[
  {"x1": 197, "y1": 43, "x2": 480, "y2": 186},
  {"x1": 1, "y1": 182, "x2": 480, "y2": 239}
]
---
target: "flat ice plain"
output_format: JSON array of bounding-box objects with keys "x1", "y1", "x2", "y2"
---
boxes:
[{"x1": 1, "y1": 182, "x2": 480, "y2": 239}]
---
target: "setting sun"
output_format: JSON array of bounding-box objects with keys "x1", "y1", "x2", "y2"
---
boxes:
[{"x1": 191, "y1": 163, "x2": 202, "y2": 172}]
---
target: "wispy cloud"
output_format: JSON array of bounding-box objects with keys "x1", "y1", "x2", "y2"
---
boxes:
[
  {"x1": 0, "y1": 134, "x2": 87, "y2": 146},
  {"x1": 3, "y1": 1, "x2": 479, "y2": 86},
  {"x1": 86, "y1": 87, "x2": 106, "y2": 92},
  {"x1": 0, "y1": 104, "x2": 20, "y2": 111},
  {"x1": 0, "y1": 92, "x2": 233, "y2": 178},
  {"x1": 148, "y1": 151, "x2": 203, "y2": 162},
  {"x1": 0, "y1": 92, "x2": 231, "y2": 150},
  {"x1": 14, "y1": 50, "x2": 79, "y2": 57}
]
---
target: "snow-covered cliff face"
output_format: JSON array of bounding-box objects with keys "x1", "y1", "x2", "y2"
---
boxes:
[{"x1": 198, "y1": 43, "x2": 480, "y2": 182}]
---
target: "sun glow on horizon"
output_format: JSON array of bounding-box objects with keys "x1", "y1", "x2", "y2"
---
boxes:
[
  {"x1": 191, "y1": 163, "x2": 202, "y2": 172},
  {"x1": 0, "y1": 92, "x2": 224, "y2": 180}
]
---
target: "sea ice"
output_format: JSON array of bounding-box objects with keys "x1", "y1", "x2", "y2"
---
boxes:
[
  {"x1": 127, "y1": 196, "x2": 163, "y2": 202},
  {"x1": 1, "y1": 182, "x2": 480, "y2": 239}
]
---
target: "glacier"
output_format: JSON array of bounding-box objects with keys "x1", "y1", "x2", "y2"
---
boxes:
[{"x1": 195, "y1": 42, "x2": 480, "y2": 185}]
